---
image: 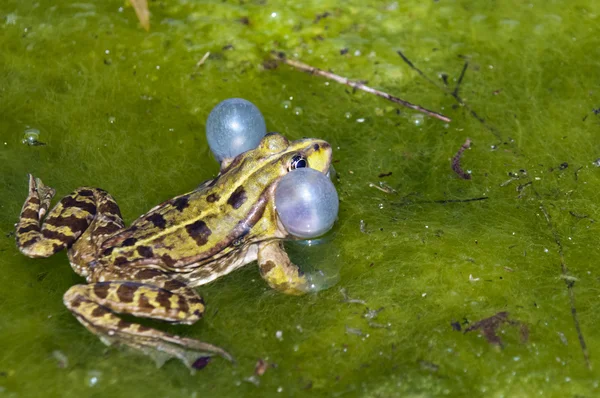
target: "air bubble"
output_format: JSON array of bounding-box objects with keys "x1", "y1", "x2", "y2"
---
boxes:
[
  {"x1": 108, "y1": 116, "x2": 116, "y2": 124},
  {"x1": 87, "y1": 370, "x2": 102, "y2": 387},
  {"x1": 344, "y1": 112, "x2": 352, "y2": 119},
  {"x1": 293, "y1": 107, "x2": 303, "y2": 116},
  {"x1": 22, "y1": 128, "x2": 44, "y2": 146},
  {"x1": 411, "y1": 114, "x2": 424, "y2": 126},
  {"x1": 281, "y1": 100, "x2": 291, "y2": 109}
]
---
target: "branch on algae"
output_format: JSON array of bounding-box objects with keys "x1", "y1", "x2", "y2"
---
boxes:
[{"x1": 270, "y1": 52, "x2": 451, "y2": 123}]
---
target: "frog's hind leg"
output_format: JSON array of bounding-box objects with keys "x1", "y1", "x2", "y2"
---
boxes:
[
  {"x1": 16, "y1": 175, "x2": 124, "y2": 262},
  {"x1": 63, "y1": 280, "x2": 233, "y2": 369}
]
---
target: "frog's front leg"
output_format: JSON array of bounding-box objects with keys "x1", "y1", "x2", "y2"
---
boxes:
[
  {"x1": 63, "y1": 280, "x2": 233, "y2": 369},
  {"x1": 257, "y1": 240, "x2": 309, "y2": 295}
]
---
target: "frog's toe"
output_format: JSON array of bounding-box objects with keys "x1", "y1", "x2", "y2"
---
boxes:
[
  {"x1": 27, "y1": 174, "x2": 56, "y2": 218},
  {"x1": 156, "y1": 334, "x2": 235, "y2": 370},
  {"x1": 135, "y1": 334, "x2": 234, "y2": 371}
]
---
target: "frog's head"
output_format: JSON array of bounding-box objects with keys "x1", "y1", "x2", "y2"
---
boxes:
[
  {"x1": 215, "y1": 132, "x2": 333, "y2": 241},
  {"x1": 256, "y1": 132, "x2": 332, "y2": 175},
  {"x1": 220, "y1": 132, "x2": 332, "y2": 177}
]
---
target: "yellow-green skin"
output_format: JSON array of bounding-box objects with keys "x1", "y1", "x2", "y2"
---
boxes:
[{"x1": 15, "y1": 133, "x2": 332, "y2": 369}]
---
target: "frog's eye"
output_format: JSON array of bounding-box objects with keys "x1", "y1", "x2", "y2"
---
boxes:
[{"x1": 290, "y1": 154, "x2": 308, "y2": 170}]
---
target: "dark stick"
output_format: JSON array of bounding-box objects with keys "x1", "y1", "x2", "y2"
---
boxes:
[
  {"x1": 452, "y1": 62, "x2": 469, "y2": 97},
  {"x1": 396, "y1": 50, "x2": 502, "y2": 141},
  {"x1": 538, "y1": 201, "x2": 591, "y2": 370}
]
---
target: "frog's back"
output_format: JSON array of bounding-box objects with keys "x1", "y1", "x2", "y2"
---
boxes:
[{"x1": 98, "y1": 158, "x2": 278, "y2": 270}]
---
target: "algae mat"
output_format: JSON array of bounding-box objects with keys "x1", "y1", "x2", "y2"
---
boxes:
[{"x1": 1, "y1": 0, "x2": 600, "y2": 397}]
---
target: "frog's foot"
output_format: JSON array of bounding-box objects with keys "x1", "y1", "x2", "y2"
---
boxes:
[
  {"x1": 63, "y1": 283, "x2": 234, "y2": 370},
  {"x1": 257, "y1": 240, "x2": 309, "y2": 295},
  {"x1": 16, "y1": 175, "x2": 58, "y2": 257}
]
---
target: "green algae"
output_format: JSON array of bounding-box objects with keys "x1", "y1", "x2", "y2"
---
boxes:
[{"x1": 1, "y1": 0, "x2": 600, "y2": 396}]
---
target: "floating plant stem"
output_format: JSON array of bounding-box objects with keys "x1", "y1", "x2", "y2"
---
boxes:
[
  {"x1": 271, "y1": 52, "x2": 451, "y2": 123},
  {"x1": 129, "y1": 0, "x2": 150, "y2": 31},
  {"x1": 196, "y1": 52, "x2": 210, "y2": 67}
]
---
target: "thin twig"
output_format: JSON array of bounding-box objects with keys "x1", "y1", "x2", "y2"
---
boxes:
[
  {"x1": 392, "y1": 196, "x2": 489, "y2": 207},
  {"x1": 271, "y1": 52, "x2": 451, "y2": 123},
  {"x1": 537, "y1": 193, "x2": 591, "y2": 370},
  {"x1": 452, "y1": 62, "x2": 469, "y2": 97},
  {"x1": 196, "y1": 52, "x2": 211, "y2": 67}
]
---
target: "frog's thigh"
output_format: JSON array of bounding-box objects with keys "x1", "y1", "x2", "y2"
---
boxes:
[
  {"x1": 64, "y1": 282, "x2": 205, "y2": 324},
  {"x1": 257, "y1": 241, "x2": 308, "y2": 296},
  {"x1": 63, "y1": 282, "x2": 232, "y2": 368}
]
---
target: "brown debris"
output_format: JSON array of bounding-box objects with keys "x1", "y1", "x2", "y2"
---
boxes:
[
  {"x1": 465, "y1": 312, "x2": 528, "y2": 346},
  {"x1": 254, "y1": 359, "x2": 268, "y2": 376},
  {"x1": 451, "y1": 138, "x2": 472, "y2": 180},
  {"x1": 314, "y1": 11, "x2": 331, "y2": 23}
]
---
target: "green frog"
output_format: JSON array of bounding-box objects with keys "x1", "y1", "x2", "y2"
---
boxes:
[{"x1": 15, "y1": 133, "x2": 332, "y2": 369}]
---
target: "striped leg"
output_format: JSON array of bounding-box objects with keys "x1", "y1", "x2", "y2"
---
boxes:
[
  {"x1": 16, "y1": 175, "x2": 124, "y2": 264},
  {"x1": 63, "y1": 281, "x2": 233, "y2": 369}
]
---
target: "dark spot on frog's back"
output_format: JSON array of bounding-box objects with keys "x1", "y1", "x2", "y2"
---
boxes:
[
  {"x1": 186, "y1": 220, "x2": 212, "y2": 246},
  {"x1": 172, "y1": 196, "x2": 189, "y2": 212},
  {"x1": 122, "y1": 237, "x2": 137, "y2": 246},
  {"x1": 206, "y1": 193, "x2": 220, "y2": 203},
  {"x1": 161, "y1": 254, "x2": 177, "y2": 267},
  {"x1": 147, "y1": 213, "x2": 166, "y2": 229},
  {"x1": 114, "y1": 256, "x2": 129, "y2": 266},
  {"x1": 137, "y1": 245, "x2": 154, "y2": 258},
  {"x1": 227, "y1": 186, "x2": 247, "y2": 209},
  {"x1": 313, "y1": 143, "x2": 320, "y2": 151}
]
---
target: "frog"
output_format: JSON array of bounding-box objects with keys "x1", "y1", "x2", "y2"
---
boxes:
[{"x1": 15, "y1": 132, "x2": 332, "y2": 369}]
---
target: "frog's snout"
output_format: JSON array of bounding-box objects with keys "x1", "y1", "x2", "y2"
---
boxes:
[{"x1": 305, "y1": 140, "x2": 332, "y2": 174}]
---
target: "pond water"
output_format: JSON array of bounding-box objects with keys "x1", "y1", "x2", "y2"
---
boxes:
[{"x1": 1, "y1": 0, "x2": 599, "y2": 396}]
